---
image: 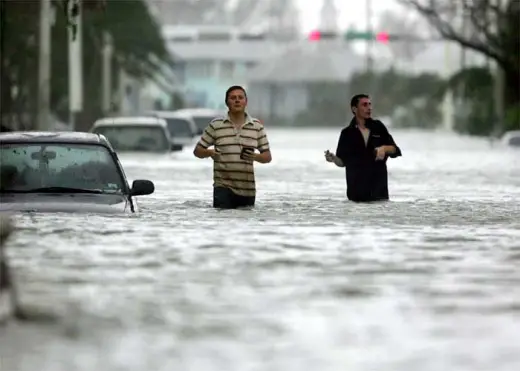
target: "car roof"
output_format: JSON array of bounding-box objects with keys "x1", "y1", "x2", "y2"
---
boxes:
[
  {"x1": 0, "y1": 131, "x2": 111, "y2": 146},
  {"x1": 172, "y1": 108, "x2": 224, "y2": 117},
  {"x1": 145, "y1": 111, "x2": 194, "y2": 121},
  {"x1": 92, "y1": 116, "x2": 168, "y2": 128},
  {"x1": 502, "y1": 130, "x2": 520, "y2": 139}
]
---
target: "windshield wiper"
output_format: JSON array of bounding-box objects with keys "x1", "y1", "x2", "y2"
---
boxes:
[{"x1": 2, "y1": 187, "x2": 105, "y2": 194}]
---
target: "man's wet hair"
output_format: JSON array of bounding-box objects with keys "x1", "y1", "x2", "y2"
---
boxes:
[
  {"x1": 350, "y1": 94, "x2": 370, "y2": 114},
  {"x1": 225, "y1": 85, "x2": 247, "y2": 103}
]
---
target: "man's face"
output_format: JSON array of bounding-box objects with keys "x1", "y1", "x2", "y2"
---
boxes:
[
  {"x1": 353, "y1": 97, "x2": 372, "y2": 119},
  {"x1": 226, "y1": 89, "x2": 247, "y2": 113}
]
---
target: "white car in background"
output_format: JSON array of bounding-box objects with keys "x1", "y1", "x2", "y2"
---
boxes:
[
  {"x1": 172, "y1": 108, "x2": 225, "y2": 134},
  {"x1": 90, "y1": 116, "x2": 182, "y2": 153},
  {"x1": 146, "y1": 110, "x2": 200, "y2": 147},
  {"x1": 501, "y1": 130, "x2": 520, "y2": 147}
]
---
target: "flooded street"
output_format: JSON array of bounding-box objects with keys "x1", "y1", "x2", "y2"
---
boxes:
[{"x1": 1, "y1": 128, "x2": 520, "y2": 371}]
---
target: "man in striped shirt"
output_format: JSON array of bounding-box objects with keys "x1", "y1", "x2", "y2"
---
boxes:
[{"x1": 193, "y1": 86, "x2": 272, "y2": 209}]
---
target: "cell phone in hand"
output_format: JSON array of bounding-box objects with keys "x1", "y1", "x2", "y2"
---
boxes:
[{"x1": 240, "y1": 147, "x2": 254, "y2": 160}]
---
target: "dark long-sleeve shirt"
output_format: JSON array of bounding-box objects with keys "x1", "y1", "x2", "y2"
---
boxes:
[{"x1": 335, "y1": 118, "x2": 402, "y2": 202}]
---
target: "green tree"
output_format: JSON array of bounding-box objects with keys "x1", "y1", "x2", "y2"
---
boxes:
[
  {"x1": 1, "y1": 0, "x2": 174, "y2": 131},
  {"x1": 398, "y1": 72, "x2": 445, "y2": 129},
  {"x1": 348, "y1": 68, "x2": 445, "y2": 128},
  {"x1": 504, "y1": 106, "x2": 520, "y2": 132},
  {"x1": 398, "y1": 0, "x2": 520, "y2": 132},
  {"x1": 300, "y1": 82, "x2": 351, "y2": 127},
  {"x1": 441, "y1": 67, "x2": 495, "y2": 135},
  {"x1": 0, "y1": 1, "x2": 41, "y2": 129}
]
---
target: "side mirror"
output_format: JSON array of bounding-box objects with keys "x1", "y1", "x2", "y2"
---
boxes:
[
  {"x1": 171, "y1": 143, "x2": 183, "y2": 152},
  {"x1": 130, "y1": 179, "x2": 155, "y2": 196}
]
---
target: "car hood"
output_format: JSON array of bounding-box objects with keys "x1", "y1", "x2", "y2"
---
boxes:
[{"x1": 0, "y1": 193, "x2": 130, "y2": 213}]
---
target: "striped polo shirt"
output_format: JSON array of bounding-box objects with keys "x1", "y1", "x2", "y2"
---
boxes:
[{"x1": 197, "y1": 114, "x2": 270, "y2": 197}]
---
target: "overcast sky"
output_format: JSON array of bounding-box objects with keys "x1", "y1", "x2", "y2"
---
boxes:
[{"x1": 297, "y1": 0, "x2": 404, "y2": 32}]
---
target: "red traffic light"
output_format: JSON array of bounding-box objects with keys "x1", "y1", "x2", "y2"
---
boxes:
[
  {"x1": 308, "y1": 30, "x2": 321, "y2": 41},
  {"x1": 376, "y1": 32, "x2": 389, "y2": 43}
]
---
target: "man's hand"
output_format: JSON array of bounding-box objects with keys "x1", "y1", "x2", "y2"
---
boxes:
[
  {"x1": 241, "y1": 150, "x2": 256, "y2": 162},
  {"x1": 193, "y1": 144, "x2": 220, "y2": 160},
  {"x1": 242, "y1": 150, "x2": 272, "y2": 164},
  {"x1": 375, "y1": 146, "x2": 386, "y2": 160},
  {"x1": 209, "y1": 148, "x2": 221, "y2": 160},
  {"x1": 324, "y1": 150, "x2": 336, "y2": 162},
  {"x1": 324, "y1": 150, "x2": 345, "y2": 167}
]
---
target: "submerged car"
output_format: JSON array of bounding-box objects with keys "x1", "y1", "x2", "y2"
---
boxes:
[
  {"x1": 90, "y1": 116, "x2": 183, "y2": 153},
  {"x1": 501, "y1": 130, "x2": 520, "y2": 147},
  {"x1": 145, "y1": 110, "x2": 201, "y2": 147},
  {"x1": 172, "y1": 108, "x2": 224, "y2": 133},
  {"x1": 0, "y1": 131, "x2": 155, "y2": 213}
]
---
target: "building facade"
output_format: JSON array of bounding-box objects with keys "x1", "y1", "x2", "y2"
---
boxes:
[{"x1": 165, "y1": 25, "x2": 284, "y2": 109}]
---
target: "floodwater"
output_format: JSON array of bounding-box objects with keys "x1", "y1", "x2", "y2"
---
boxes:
[{"x1": 1, "y1": 128, "x2": 520, "y2": 371}]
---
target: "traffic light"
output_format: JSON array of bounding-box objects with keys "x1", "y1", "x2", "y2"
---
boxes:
[
  {"x1": 308, "y1": 30, "x2": 338, "y2": 41},
  {"x1": 375, "y1": 32, "x2": 390, "y2": 43},
  {"x1": 308, "y1": 30, "x2": 321, "y2": 41},
  {"x1": 308, "y1": 30, "x2": 396, "y2": 42},
  {"x1": 344, "y1": 30, "x2": 394, "y2": 43}
]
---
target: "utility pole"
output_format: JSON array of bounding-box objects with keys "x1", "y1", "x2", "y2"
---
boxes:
[
  {"x1": 118, "y1": 64, "x2": 127, "y2": 115},
  {"x1": 101, "y1": 32, "x2": 113, "y2": 114},
  {"x1": 459, "y1": 6, "x2": 467, "y2": 103},
  {"x1": 37, "y1": 0, "x2": 52, "y2": 131},
  {"x1": 442, "y1": 41, "x2": 454, "y2": 131},
  {"x1": 365, "y1": 0, "x2": 374, "y2": 92},
  {"x1": 492, "y1": 0, "x2": 505, "y2": 135},
  {"x1": 68, "y1": 0, "x2": 83, "y2": 131},
  {"x1": 493, "y1": 64, "x2": 505, "y2": 134}
]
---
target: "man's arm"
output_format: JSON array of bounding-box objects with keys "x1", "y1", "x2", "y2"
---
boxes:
[
  {"x1": 255, "y1": 126, "x2": 272, "y2": 163},
  {"x1": 378, "y1": 121, "x2": 402, "y2": 158},
  {"x1": 333, "y1": 129, "x2": 351, "y2": 167},
  {"x1": 333, "y1": 156, "x2": 344, "y2": 167},
  {"x1": 383, "y1": 145, "x2": 397, "y2": 155},
  {"x1": 193, "y1": 122, "x2": 217, "y2": 158}
]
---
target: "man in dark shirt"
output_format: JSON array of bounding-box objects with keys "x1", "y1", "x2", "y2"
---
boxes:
[{"x1": 324, "y1": 94, "x2": 402, "y2": 202}]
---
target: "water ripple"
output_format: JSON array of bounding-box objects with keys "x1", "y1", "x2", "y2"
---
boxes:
[{"x1": 1, "y1": 129, "x2": 520, "y2": 371}]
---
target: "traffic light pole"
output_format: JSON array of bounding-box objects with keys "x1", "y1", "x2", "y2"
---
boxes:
[
  {"x1": 37, "y1": 0, "x2": 52, "y2": 131},
  {"x1": 365, "y1": 0, "x2": 374, "y2": 91},
  {"x1": 365, "y1": 0, "x2": 373, "y2": 71},
  {"x1": 68, "y1": 0, "x2": 83, "y2": 131}
]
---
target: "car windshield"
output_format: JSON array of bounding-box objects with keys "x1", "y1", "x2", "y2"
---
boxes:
[
  {"x1": 0, "y1": 143, "x2": 125, "y2": 193},
  {"x1": 192, "y1": 116, "x2": 215, "y2": 131},
  {"x1": 92, "y1": 125, "x2": 169, "y2": 152},
  {"x1": 163, "y1": 117, "x2": 193, "y2": 137}
]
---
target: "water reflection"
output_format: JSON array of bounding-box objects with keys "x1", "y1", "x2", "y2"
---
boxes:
[{"x1": 1, "y1": 129, "x2": 519, "y2": 371}]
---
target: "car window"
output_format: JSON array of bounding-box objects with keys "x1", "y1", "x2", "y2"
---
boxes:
[
  {"x1": 0, "y1": 143, "x2": 125, "y2": 193},
  {"x1": 193, "y1": 116, "x2": 215, "y2": 131},
  {"x1": 92, "y1": 125, "x2": 169, "y2": 152},
  {"x1": 164, "y1": 118, "x2": 193, "y2": 137}
]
